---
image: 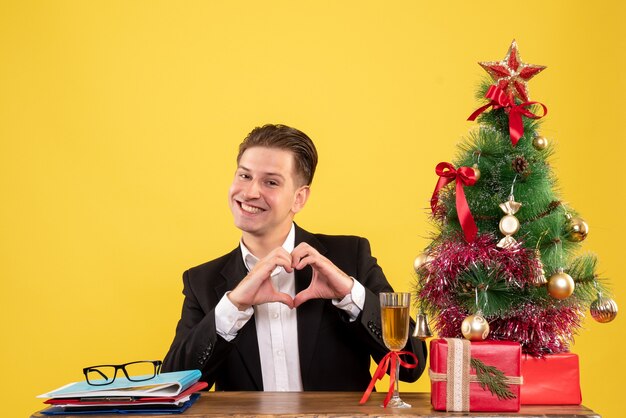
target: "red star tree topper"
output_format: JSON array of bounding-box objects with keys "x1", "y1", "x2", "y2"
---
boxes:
[{"x1": 479, "y1": 40, "x2": 546, "y2": 102}]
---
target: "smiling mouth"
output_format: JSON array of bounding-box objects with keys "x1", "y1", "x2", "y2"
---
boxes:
[{"x1": 239, "y1": 202, "x2": 265, "y2": 214}]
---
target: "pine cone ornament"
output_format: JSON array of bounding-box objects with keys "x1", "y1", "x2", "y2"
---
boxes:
[{"x1": 512, "y1": 156, "x2": 529, "y2": 174}]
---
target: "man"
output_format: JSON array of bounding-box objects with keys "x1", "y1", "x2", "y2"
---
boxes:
[{"x1": 162, "y1": 124, "x2": 427, "y2": 391}]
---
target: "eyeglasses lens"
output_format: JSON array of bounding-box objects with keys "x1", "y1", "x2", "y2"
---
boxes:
[
  {"x1": 86, "y1": 366, "x2": 117, "y2": 385},
  {"x1": 125, "y1": 361, "x2": 159, "y2": 381}
]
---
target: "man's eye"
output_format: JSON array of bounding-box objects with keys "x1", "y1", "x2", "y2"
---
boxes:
[
  {"x1": 239, "y1": 173, "x2": 251, "y2": 180},
  {"x1": 266, "y1": 180, "x2": 279, "y2": 187}
]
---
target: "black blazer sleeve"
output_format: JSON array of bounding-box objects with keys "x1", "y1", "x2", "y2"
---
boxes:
[
  {"x1": 342, "y1": 236, "x2": 427, "y2": 383},
  {"x1": 162, "y1": 269, "x2": 234, "y2": 387}
]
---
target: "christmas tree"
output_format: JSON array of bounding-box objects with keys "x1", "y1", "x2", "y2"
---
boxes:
[{"x1": 414, "y1": 40, "x2": 617, "y2": 357}]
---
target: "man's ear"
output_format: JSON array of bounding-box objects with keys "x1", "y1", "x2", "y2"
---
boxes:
[{"x1": 292, "y1": 185, "x2": 311, "y2": 214}]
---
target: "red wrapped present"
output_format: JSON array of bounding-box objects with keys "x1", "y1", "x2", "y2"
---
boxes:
[
  {"x1": 430, "y1": 338, "x2": 522, "y2": 412},
  {"x1": 521, "y1": 353, "x2": 581, "y2": 405}
]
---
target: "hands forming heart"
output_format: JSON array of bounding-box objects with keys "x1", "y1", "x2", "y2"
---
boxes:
[{"x1": 227, "y1": 243, "x2": 354, "y2": 310}]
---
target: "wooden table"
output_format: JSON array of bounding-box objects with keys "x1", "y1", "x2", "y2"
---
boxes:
[{"x1": 31, "y1": 391, "x2": 601, "y2": 417}]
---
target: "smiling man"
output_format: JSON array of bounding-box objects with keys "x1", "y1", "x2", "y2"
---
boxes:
[{"x1": 162, "y1": 124, "x2": 427, "y2": 391}]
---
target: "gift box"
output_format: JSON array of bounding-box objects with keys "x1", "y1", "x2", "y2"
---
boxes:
[
  {"x1": 429, "y1": 338, "x2": 522, "y2": 412},
  {"x1": 520, "y1": 352, "x2": 582, "y2": 405}
]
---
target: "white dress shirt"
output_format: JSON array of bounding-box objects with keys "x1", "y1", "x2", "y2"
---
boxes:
[{"x1": 214, "y1": 223, "x2": 366, "y2": 391}]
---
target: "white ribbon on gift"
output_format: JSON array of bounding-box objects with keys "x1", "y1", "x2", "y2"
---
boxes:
[{"x1": 448, "y1": 338, "x2": 471, "y2": 411}]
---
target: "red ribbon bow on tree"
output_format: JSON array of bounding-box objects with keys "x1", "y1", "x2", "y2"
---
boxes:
[
  {"x1": 359, "y1": 350, "x2": 418, "y2": 408},
  {"x1": 431, "y1": 162, "x2": 478, "y2": 243},
  {"x1": 468, "y1": 85, "x2": 548, "y2": 146}
]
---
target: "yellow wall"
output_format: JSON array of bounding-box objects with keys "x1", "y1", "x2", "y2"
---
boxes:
[{"x1": 2, "y1": 1, "x2": 624, "y2": 416}]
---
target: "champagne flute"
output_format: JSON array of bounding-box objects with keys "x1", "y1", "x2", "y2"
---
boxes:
[{"x1": 380, "y1": 292, "x2": 411, "y2": 408}]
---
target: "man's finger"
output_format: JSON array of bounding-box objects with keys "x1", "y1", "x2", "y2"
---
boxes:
[
  {"x1": 274, "y1": 253, "x2": 295, "y2": 273},
  {"x1": 274, "y1": 292, "x2": 295, "y2": 309},
  {"x1": 293, "y1": 287, "x2": 314, "y2": 308},
  {"x1": 291, "y1": 245, "x2": 319, "y2": 269},
  {"x1": 292, "y1": 254, "x2": 314, "y2": 270},
  {"x1": 253, "y1": 252, "x2": 293, "y2": 276}
]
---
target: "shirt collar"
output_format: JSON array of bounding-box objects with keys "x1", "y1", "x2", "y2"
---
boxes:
[{"x1": 240, "y1": 223, "x2": 296, "y2": 272}]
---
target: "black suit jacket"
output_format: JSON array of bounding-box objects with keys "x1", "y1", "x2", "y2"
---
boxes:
[{"x1": 162, "y1": 225, "x2": 427, "y2": 390}]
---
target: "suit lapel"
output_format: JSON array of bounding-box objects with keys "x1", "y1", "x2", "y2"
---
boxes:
[
  {"x1": 294, "y1": 225, "x2": 327, "y2": 385},
  {"x1": 219, "y1": 247, "x2": 263, "y2": 390}
]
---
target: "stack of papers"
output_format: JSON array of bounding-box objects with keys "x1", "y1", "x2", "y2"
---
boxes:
[{"x1": 37, "y1": 370, "x2": 207, "y2": 415}]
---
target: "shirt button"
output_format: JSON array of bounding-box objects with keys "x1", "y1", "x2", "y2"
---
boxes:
[
  {"x1": 277, "y1": 350, "x2": 284, "y2": 356},
  {"x1": 237, "y1": 321, "x2": 244, "y2": 328},
  {"x1": 272, "y1": 312, "x2": 279, "y2": 319}
]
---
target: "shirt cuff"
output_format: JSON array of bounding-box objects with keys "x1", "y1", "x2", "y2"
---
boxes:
[
  {"x1": 332, "y1": 277, "x2": 365, "y2": 322},
  {"x1": 215, "y1": 292, "x2": 254, "y2": 341}
]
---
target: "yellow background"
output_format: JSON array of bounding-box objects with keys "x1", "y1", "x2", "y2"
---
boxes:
[{"x1": 1, "y1": 1, "x2": 624, "y2": 417}]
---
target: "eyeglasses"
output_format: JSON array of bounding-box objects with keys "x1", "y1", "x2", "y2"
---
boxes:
[{"x1": 83, "y1": 360, "x2": 162, "y2": 386}]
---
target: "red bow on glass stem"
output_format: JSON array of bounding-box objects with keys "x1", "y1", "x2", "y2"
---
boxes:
[
  {"x1": 468, "y1": 85, "x2": 547, "y2": 146},
  {"x1": 359, "y1": 350, "x2": 418, "y2": 408},
  {"x1": 431, "y1": 162, "x2": 477, "y2": 243}
]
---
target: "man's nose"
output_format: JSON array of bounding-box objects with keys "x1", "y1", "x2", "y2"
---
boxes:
[{"x1": 243, "y1": 180, "x2": 261, "y2": 199}]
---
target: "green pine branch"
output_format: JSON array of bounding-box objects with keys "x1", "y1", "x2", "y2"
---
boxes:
[
  {"x1": 470, "y1": 358, "x2": 516, "y2": 400},
  {"x1": 456, "y1": 262, "x2": 532, "y2": 316}
]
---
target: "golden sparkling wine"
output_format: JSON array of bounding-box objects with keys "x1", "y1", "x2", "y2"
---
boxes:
[{"x1": 381, "y1": 305, "x2": 410, "y2": 351}]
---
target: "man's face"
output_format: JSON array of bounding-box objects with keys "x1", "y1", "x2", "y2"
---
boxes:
[{"x1": 228, "y1": 146, "x2": 309, "y2": 240}]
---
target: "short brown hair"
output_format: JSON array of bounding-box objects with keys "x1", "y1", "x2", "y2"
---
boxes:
[{"x1": 237, "y1": 124, "x2": 318, "y2": 186}]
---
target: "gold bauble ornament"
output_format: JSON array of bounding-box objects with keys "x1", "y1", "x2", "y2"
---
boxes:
[
  {"x1": 547, "y1": 269, "x2": 575, "y2": 299},
  {"x1": 590, "y1": 296, "x2": 618, "y2": 323},
  {"x1": 413, "y1": 253, "x2": 434, "y2": 273},
  {"x1": 472, "y1": 164, "x2": 481, "y2": 181},
  {"x1": 566, "y1": 215, "x2": 589, "y2": 242},
  {"x1": 532, "y1": 136, "x2": 548, "y2": 150},
  {"x1": 461, "y1": 313, "x2": 490, "y2": 341}
]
